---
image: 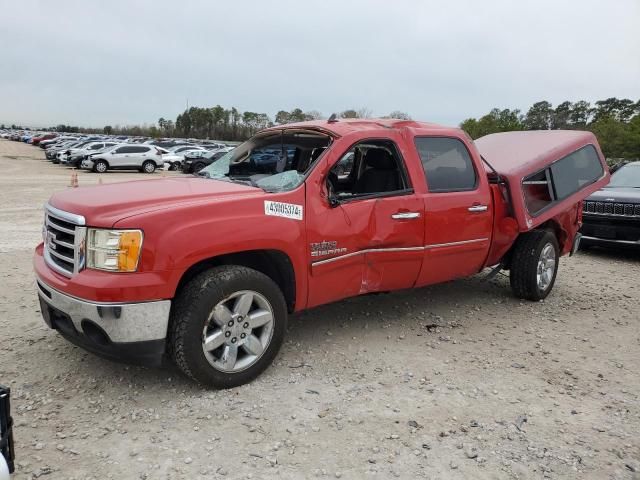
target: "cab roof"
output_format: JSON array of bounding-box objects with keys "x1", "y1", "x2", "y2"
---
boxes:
[{"x1": 262, "y1": 118, "x2": 460, "y2": 137}]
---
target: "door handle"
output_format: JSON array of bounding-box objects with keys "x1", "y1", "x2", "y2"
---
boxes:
[
  {"x1": 391, "y1": 212, "x2": 421, "y2": 220},
  {"x1": 468, "y1": 205, "x2": 488, "y2": 212}
]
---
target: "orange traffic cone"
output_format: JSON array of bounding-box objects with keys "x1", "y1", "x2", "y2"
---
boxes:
[
  {"x1": 68, "y1": 171, "x2": 76, "y2": 187},
  {"x1": 72, "y1": 171, "x2": 79, "y2": 188}
]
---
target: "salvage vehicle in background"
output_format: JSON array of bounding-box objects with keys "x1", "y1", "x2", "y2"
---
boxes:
[
  {"x1": 62, "y1": 141, "x2": 119, "y2": 168},
  {"x1": 81, "y1": 144, "x2": 164, "y2": 173},
  {"x1": 34, "y1": 119, "x2": 609, "y2": 388},
  {"x1": 182, "y1": 147, "x2": 233, "y2": 173},
  {"x1": 31, "y1": 133, "x2": 57, "y2": 146},
  {"x1": 580, "y1": 161, "x2": 640, "y2": 248}
]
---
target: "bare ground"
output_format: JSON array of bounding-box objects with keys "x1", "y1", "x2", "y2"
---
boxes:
[{"x1": 0, "y1": 139, "x2": 638, "y2": 480}]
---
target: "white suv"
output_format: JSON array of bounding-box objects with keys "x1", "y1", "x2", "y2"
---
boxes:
[{"x1": 82, "y1": 145, "x2": 164, "y2": 173}]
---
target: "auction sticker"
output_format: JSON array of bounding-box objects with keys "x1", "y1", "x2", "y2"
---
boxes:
[{"x1": 264, "y1": 201, "x2": 303, "y2": 220}]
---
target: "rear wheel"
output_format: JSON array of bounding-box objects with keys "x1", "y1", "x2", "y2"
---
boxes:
[
  {"x1": 169, "y1": 265, "x2": 287, "y2": 388},
  {"x1": 94, "y1": 160, "x2": 108, "y2": 173},
  {"x1": 142, "y1": 160, "x2": 156, "y2": 173},
  {"x1": 510, "y1": 230, "x2": 559, "y2": 301},
  {"x1": 193, "y1": 162, "x2": 205, "y2": 172}
]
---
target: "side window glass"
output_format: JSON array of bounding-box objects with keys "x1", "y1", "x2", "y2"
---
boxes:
[
  {"x1": 415, "y1": 137, "x2": 478, "y2": 192},
  {"x1": 550, "y1": 145, "x2": 603, "y2": 200},
  {"x1": 327, "y1": 140, "x2": 409, "y2": 200},
  {"x1": 523, "y1": 145, "x2": 604, "y2": 216}
]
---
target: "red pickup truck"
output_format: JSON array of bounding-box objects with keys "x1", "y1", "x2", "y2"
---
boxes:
[{"x1": 34, "y1": 119, "x2": 609, "y2": 388}]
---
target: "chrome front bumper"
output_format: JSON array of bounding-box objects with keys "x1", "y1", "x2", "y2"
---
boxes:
[{"x1": 36, "y1": 280, "x2": 170, "y2": 343}]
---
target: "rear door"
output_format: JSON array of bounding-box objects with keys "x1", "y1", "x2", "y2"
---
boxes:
[
  {"x1": 413, "y1": 136, "x2": 493, "y2": 286},
  {"x1": 127, "y1": 146, "x2": 150, "y2": 166},
  {"x1": 109, "y1": 146, "x2": 132, "y2": 167}
]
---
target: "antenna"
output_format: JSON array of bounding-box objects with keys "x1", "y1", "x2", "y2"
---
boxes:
[{"x1": 327, "y1": 113, "x2": 338, "y2": 123}]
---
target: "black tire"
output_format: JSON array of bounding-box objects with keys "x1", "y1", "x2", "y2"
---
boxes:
[
  {"x1": 510, "y1": 230, "x2": 559, "y2": 301},
  {"x1": 193, "y1": 162, "x2": 205, "y2": 172},
  {"x1": 142, "y1": 160, "x2": 156, "y2": 174},
  {"x1": 169, "y1": 265, "x2": 287, "y2": 388},
  {"x1": 93, "y1": 159, "x2": 108, "y2": 173}
]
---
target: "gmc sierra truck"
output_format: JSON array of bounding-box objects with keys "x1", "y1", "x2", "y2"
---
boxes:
[{"x1": 34, "y1": 119, "x2": 610, "y2": 388}]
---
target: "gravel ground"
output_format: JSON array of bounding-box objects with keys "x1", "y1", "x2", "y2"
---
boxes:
[{"x1": 0, "y1": 139, "x2": 638, "y2": 480}]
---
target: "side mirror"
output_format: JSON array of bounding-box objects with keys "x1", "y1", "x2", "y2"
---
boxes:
[{"x1": 328, "y1": 193, "x2": 340, "y2": 208}]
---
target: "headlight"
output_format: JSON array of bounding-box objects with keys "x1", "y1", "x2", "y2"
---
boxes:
[{"x1": 86, "y1": 229, "x2": 143, "y2": 272}]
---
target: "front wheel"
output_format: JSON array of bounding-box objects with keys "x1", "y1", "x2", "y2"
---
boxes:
[
  {"x1": 169, "y1": 265, "x2": 287, "y2": 388},
  {"x1": 510, "y1": 230, "x2": 559, "y2": 301},
  {"x1": 93, "y1": 160, "x2": 108, "y2": 173}
]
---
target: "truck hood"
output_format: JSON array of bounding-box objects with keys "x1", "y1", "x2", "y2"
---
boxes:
[
  {"x1": 587, "y1": 187, "x2": 640, "y2": 203},
  {"x1": 49, "y1": 177, "x2": 263, "y2": 227}
]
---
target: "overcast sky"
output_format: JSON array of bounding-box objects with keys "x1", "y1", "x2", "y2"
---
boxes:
[{"x1": 1, "y1": 0, "x2": 638, "y2": 128}]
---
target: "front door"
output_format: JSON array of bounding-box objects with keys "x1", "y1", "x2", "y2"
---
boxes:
[
  {"x1": 306, "y1": 138, "x2": 425, "y2": 308},
  {"x1": 413, "y1": 136, "x2": 493, "y2": 286},
  {"x1": 109, "y1": 146, "x2": 130, "y2": 167}
]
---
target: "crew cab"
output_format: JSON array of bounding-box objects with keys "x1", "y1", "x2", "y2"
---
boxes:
[{"x1": 34, "y1": 119, "x2": 609, "y2": 388}]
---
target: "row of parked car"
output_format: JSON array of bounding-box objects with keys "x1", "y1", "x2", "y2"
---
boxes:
[{"x1": 1, "y1": 129, "x2": 235, "y2": 174}]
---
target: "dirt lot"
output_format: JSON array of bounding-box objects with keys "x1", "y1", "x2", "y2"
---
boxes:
[{"x1": 0, "y1": 139, "x2": 638, "y2": 480}]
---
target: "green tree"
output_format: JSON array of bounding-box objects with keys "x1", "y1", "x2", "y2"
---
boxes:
[
  {"x1": 552, "y1": 101, "x2": 572, "y2": 129},
  {"x1": 305, "y1": 110, "x2": 323, "y2": 120},
  {"x1": 387, "y1": 111, "x2": 411, "y2": 120},
  {"x1": 275, "y1": 110, "x2": 291, "y2": 124},
  {"x1": 340, "y1": 109, "x2": 359, "y2": 119},
  {"x1": 593, "y1": 97, "x2": 637, "y2": 122},
  {"x1": 568, "y1": 100, "x2": 592, "y2": 127},
  {"x1": 524, "y1": 101, "x2": 553, "y2": 130},
  {"x1": 210, "y1": 105, "x2": 225, "y2": 139}
]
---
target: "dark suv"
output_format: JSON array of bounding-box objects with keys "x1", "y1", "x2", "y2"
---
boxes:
[
  {"x1": 581, "y1": 161, "x2": 640, "y2": 248},
  {"x1": 182, "y1": 149, "x2": 230, "y2": 173}
]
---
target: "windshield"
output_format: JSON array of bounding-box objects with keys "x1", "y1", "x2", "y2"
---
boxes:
[
  {"x1": 198, "y1": 130, "x2": 332, "y2": 192},
  {"x1": 607, "y1": 164, "x2": 640, "y2": 188}
]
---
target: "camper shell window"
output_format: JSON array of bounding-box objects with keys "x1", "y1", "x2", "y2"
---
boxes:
[{"x1": 523, "y1": 145, "x2": 604, "y2": 216}]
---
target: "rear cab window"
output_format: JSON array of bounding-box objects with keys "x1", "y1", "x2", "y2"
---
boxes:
[{"x1": 523, "y1": 145, "x2": 604, "y2": 215}]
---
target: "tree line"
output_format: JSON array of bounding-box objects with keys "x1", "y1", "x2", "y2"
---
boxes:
[
  {"x1": 9, "y1": 97, "x2": 638, "y2": 161},
  {"x1": 22, "y1": 108, "x2": 409, "y2": 142},
  {"x1": 461, "y1": 97, "x2": 640, "y2": 161}
]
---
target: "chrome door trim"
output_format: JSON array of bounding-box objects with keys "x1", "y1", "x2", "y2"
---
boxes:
[
  {"x1": 310, "y1": 238, "x2": 489, "y2": 266},
  {"x1": 423, "y1": 238, "x2": 488, "y2": 249}
]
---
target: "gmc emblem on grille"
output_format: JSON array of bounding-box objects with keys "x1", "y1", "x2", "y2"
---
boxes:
[{"x1": 46, "y1": 231, "x2": 57, "y2": 250}]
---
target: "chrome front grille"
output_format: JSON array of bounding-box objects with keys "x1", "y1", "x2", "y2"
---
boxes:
[
  {"x1": 583, "y1": 201, "x2": 640, "y2": 218},
  {"x1": 43, "y1": 204, "x2": 87, "y2": 277}
]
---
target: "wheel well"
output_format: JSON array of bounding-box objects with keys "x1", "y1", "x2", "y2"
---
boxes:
[
  {"x1": 537, "y1": 220, "x2": 567, "y2": 251},
  {"x1": 175, "y1": 250, "x2": 296, "y2": 312},
  {"x1": 502, "y1": 222, "x2": 564, "y2": 270}
]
